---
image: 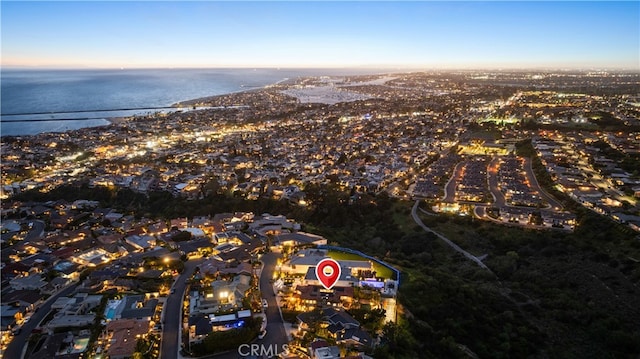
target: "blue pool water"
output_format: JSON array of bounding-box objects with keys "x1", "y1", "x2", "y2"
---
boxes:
[{"x1": 105, "y1": 307, "x2": 116, "y2": 320}]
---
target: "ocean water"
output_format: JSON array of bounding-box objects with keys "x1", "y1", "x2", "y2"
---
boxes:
[{"x1": 1, "y1": 68, "x2": 385, "y2": 136}]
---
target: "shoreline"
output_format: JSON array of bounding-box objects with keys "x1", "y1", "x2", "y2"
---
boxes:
[
  {"x1": 1, "y1": 72, "x2": 297, "y2": 138},
  {"x1": 106, "y1": 116, "x2": 129, "y2": 125},
  {"x1": 170, "y1": 77, "x2": 289, "y2": 107},
  {"x1": 1, "y1": 70, "x2": 388, "y2": 137}
]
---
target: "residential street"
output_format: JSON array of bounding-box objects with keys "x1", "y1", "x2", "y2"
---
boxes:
[
  {"x1": 487, "y1": 157, "x2": 507, "y2": 207},
  {"x1": 160, "y1": 258, "x2": 203, "y2": 359},
  {"x1": 443, "y1": 162, "x2": 465, "y2": 202},
  {"x1": 4, "y1": 283, "x2": 78, "y2": 359},
  {"x1": 257, "y1": 251, "x2": 289, "y2": 353},
  {"x1": 160, "y1": 252, "x2": 288, "y2": 359},
  {"x1": 522, "y1": 157, "x2": 563, "y2": 210}
]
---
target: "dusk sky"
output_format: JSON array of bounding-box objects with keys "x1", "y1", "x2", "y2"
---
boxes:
[{"x1": 2, "y1": 1, "x2": 639, "y2": 69}]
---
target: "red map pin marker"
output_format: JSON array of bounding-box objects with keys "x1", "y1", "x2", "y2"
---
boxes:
[{"x1": 315, "y1": 258, "x2": 341, "y2": 290}]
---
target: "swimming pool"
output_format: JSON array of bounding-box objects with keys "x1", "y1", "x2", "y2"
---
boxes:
[
  {"x1": 103, "y1": 299, "x2": 122, "y2": 321},
  {"x1": 105, "y1": 307, "x2": 116, "y2": 320},
  {"x1": 57, "y1": 337, "x2": 90, "y2": 355}
]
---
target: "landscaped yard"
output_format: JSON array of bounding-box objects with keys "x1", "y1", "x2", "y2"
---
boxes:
[{"x1": 327, "y1": 250, "x2": 395, "y2": 280}]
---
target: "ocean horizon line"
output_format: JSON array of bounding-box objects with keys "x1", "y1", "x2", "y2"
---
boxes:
[{"x1": 3, "y1": 66, "x2": 639, "y2": 72}]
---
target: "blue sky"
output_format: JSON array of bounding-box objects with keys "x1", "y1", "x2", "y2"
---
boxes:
[{"x1": 2, "y1": 1, "x2": 638, "y2": 69}]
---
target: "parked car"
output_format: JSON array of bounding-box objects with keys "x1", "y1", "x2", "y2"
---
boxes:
[{"x1": 262, "y1": 299, "x2": 268, "y2": 309}]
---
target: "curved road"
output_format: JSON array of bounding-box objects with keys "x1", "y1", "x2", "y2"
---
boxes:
[
  {"x1": 442, "y1": 161, "x2": 465, "y2": 202},
  {"x1": 4, "y1": 283, "x2": 79, "y2": 359},
  {"x1": 522, "y1": 158, "x2": 563, "y2": 210},
  {"x1": 487, "y1": 157, "x2": 506, "y2": 207},
  {"x1": 160, "y1": 252, "x2": 288, "y2": 359},
  {"x1": 160, "y1": 258, "x2": 204, "y2": 359},
  {"x1": 488, "y1": 157, "x2": 563, "y2": 210},
  {"x1": 412, "y1": 200, "x2": 494, "y2": 274}
]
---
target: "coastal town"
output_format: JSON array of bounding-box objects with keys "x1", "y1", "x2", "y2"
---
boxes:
[
  {"x1": 2, "y1": 71, "x2": 640, "y2": 358},
  {"x1": 3, "y1": 72, "x2": 639, "y2": 230}
]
